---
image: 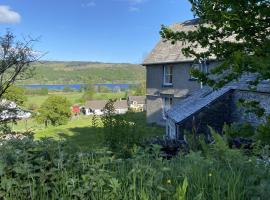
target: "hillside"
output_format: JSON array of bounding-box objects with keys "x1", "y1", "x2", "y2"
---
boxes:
[{"x1": 18, "y1": 61, "x2": 145, "y2": 84}]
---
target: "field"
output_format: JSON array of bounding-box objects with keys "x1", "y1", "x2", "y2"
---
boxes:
[
  {"x1": 17, "y1": 61, "x2": 145, "y2": 85},
  {"x1": 24, "y1": 91, "x2": 127, "y2": 108},
  {"x1": 12, "y1": 112, "x2": 164, "y2": 150}
]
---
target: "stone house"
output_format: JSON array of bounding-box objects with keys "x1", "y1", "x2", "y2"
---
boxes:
[
  {"x1": 143, "y1": 19, "x2": 270, "y2": 139},
  {"x1": 127, "y1": 96, "x2": 146, "y2": 112},
  {"x1": 143, "y1": 19, "x2": 215, "y2": 126}
]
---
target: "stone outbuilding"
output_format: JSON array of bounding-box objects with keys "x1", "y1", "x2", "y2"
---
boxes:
[{"x1": 165, "y1": 76, "x2": 270, "y2": 139}]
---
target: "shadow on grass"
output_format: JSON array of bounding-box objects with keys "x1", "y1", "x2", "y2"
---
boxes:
[
  {"x1": 59, "y1": 126, "x2": 105, "y2": 151},
  {"x1": 55, "y1": 112, "x2": 165, "y2": 151}
]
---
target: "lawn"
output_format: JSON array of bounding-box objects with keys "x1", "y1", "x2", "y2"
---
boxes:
[
  {"x1": 13, "y1": 112, "x2": 164, "y2": 150},
  {"x1": 24, "y1": 91, "x2": 127, "y2": 108}
]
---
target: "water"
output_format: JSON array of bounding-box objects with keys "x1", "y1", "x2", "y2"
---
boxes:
[{"x1": 21, "y1": 83, "x2": 131, "y2": 91}]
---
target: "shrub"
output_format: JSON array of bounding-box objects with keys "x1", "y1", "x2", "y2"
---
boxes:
[
  {"x1": 36, "y1": 96, "x2": 71, "y2": 127},
  {"x1": 101, "y1": 100, "x2": 142, "y2": 157},
  {"x1": 0, "y1": 138, "x2": 269, "y2": 200}
]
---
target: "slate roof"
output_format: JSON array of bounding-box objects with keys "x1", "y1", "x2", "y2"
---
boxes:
[
  {"x1": 128, "y1": 96, "x2": 146, "y2": 104},
  {"x1": 85, "y1": 100, "x2": 128, "y2": 110},
  {"x1": 166, "y1": 75, "x2": 270, "y2": 123},
  {"x1": 143, "y1": 18, "x2": 238, "y2": 65},
  {"x1": 143, "y1": 19, "x2": 202, "y2": 65}
]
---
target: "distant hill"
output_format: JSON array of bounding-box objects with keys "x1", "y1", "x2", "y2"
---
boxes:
[{"x1": 18, "y1": 61, "x2": 145, "y2": 84}]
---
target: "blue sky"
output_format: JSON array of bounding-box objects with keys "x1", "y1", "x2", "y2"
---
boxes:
[{"x1": 0, "y1": 0, "x2": 194, "y2": 63}]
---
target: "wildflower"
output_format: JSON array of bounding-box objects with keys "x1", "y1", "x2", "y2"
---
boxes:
[
  {"x1": 167, "y1": 179, "x2": 171, "y2": 184},
  {"x1": 208, "y1": 173, "x2": 212, "y2": 177},
  {"x1": 248, "y1": 159, "x2": 252, "y2": 162}
]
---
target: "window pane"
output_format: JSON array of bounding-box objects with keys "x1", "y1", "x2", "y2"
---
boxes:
[{"x1": 164, "y1": 66, "x2": 173, "y2": 84}]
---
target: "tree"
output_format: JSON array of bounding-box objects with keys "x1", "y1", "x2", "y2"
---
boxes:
[
  {"x1": 2, "y1": 85, "x2": 27, "y2": 106},
  {"x1": 135, "y1": 81, "x2": 146, "y2": 96},
  {"x1": 63, "y1": 86, "x2": 73, "y2": 93},
  {"x1": 37, "y1": 96, "x2": 71, "y2": 127},
  {"x1": 160, "y1": 0, "x2": 269, "y2": 89},
  {"x1": 0, "y1": 31, "x2": 40, "y2": 99},
  {"x1": 81, "y1": 82, "x2": 95, "y2": 102}
]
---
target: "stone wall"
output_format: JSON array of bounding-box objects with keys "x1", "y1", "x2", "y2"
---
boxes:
[
  {"x1": 176, "y1": 89, "x2": 270, "y2": 139},
  {"x1": 231, "y1": 90, "x2": 270, "y2": 126},
  {"x1": 177, "y1": 91, "x2": 233, "y2": 138}
]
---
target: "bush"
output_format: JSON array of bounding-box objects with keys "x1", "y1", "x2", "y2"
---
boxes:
[
  {"x1": 36, "y1": 96, "x2": 71, "y2": 127},
  {"x1": 101, "y1": 100, "x2": 142, "y2": 157},
  {"x1": 0, "y1": 138, "x2": 269, "y2": 200}
]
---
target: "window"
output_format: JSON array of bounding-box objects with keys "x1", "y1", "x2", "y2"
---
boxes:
[
  {"x1": 190, "y1": 63, "x2": 201, "y2": 80},
  {"x1": 190, "y1": 61, "x2": 209, "y2": 80},
  {"x1": 163, "y1": 65, "x2": 173, "y2": 85}
]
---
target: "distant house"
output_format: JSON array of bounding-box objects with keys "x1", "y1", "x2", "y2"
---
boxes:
[
  {"x1": 128, "y1": 96, "x2": 146, "y2": 112},
  {"x1": 0, "y1": 100, "x2": 31, "y2": 121},
  {"x1": 84, "y1": 100, "x2": 128, "y2": 115},
  {"x1": 71, "y1": 105, "x2": 80, "y2": 115}
]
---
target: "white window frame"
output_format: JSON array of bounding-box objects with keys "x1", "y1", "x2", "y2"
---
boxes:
[
  {"x1": 163, "y1": 65, "x2": 173, "y2": 86},
  {"x1": 190, "y1": 63, "x2": 201, "y2": 80}
]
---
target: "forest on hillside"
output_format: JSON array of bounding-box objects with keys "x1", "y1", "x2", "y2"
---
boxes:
[{"x1": 17, "y1": 61, "x2": 145, "y2": 84}]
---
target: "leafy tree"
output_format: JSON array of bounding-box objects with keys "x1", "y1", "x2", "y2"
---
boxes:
[
  {"x1": 135, "y1": 81, "x2": 146, "y2": 96},
  {"x1": 63, "y1": 86, "x2": 73, "y2": 93},
  {"x1": 2, "y1": 85, "x2": 27, "y2": 106},
  {"x1": 81, "y1": 82, "x2": 95, "y2": 102},
  {"x1": 37, "y1": 96, "x2": 71, "y2": 127},
  {"x1": 101, "y1": 99, "x2": 142, "y2": 157},
  {"x1": 160, "y1": 0, "x2": 270, "y2": 89},
  {"x1": 0, "y1": 31, "x2": 40, "y2": 99}
]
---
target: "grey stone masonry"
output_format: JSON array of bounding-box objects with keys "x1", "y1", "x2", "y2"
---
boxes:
[{"x1": 166, "y1": 75, "x2": 270, "y2": 139}]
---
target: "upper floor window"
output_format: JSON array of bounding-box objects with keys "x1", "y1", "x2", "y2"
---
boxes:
[
  {"x1": 190, "y1": 63, "x2": 200, "y2": 80},
  {"x1": 163, "y1": 65, "x2": 173, "y2": 86}
]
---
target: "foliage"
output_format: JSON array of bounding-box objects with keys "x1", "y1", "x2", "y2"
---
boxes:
[
  {"x1": 0, "y1": 137, "x2": 269, "y2": 200},
  {"x1": 255, "y1": 116, "x2": 270, "y2": 145},
  {"x1": 101, "y1": 100, "x2": 143, "y2": 157},
  {"x1": 2, "y1": 85, "x2": 27, "y2": 106},
  {"x1": 62, "y1": 86, "x2": 73, "y2": 93},
  {"x1": 81, "y1": 82, "x2": 95, "y2": 102},
  {"x1": 0, "y1": 31, "x2": 40, "y2": 99},
  {"x1": 135, "y1": 81, "x2": 146, "y2": 96},
  {"x1": 98, "y1": 85, "x2": 111, "y2": 93},
  {"x1": 17, "y1": 61, "x2": 145, "y2": 85},
  {"x1": 238, "y1": 98, "x2": 265, "y2": 118},
  {"x1": 223, "y1": 123, "x2": 255, "y2": 139},
  {"x1": 0, "y1": 122, "x2": 11, "y2": 135},
  {"x1": 36, "y1": 96, "x2": 71, "y2": 127},
  {"x1": 160, "y1": 0, "x2": 270, "y2": 89},
  {"x1": 27, "y1": 103, "x2": 39, "y2": 111},
  {"x1": 25, "y1": 88, "x2": 49, "y2": 95}
]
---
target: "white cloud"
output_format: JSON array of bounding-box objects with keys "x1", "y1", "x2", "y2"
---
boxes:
[
  {"x1": 0, "y1": 5, "x2": 21, "y2": 24},
  {"x1": 81, "y1": 1, "x2": 96, "y2": 8}
]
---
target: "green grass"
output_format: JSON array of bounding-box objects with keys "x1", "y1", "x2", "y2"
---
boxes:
[
  {"x1": 24, "y1": 91, "x2": 127, "y2": 108},
  {"x1": 12, "y1": 112, "x2": 164, "y2": 150}
]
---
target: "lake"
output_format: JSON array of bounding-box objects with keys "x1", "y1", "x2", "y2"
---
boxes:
[{"x1": 21, "y1": 83, "x2": 131, "y2": 91}]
